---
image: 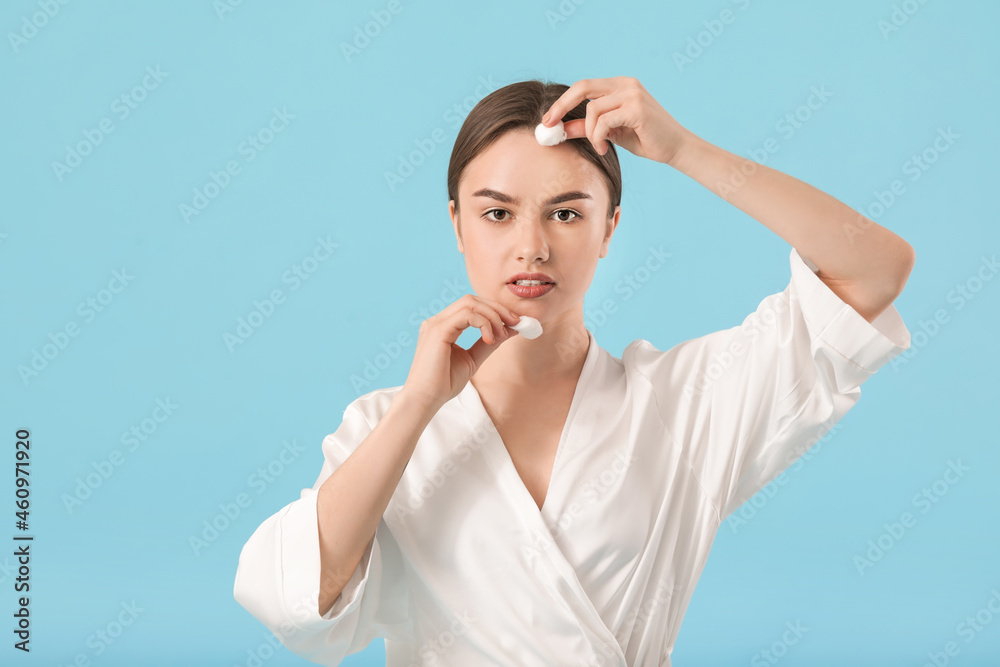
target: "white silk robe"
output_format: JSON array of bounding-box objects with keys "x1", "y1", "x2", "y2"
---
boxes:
[{"x1": 234, "y1": 248, "x2": 911, "y2": 666}]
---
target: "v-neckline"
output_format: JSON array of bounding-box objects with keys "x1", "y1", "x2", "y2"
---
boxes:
[{"x1": 458, "y1": 329, "x2": 599, "y2": 517}]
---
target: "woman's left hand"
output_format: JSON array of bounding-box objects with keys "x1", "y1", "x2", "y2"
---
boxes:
[{"x1": 541, "y1": 76, "x2": 692, "y2": 166}]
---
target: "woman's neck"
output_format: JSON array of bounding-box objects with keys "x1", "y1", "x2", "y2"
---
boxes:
[{"x1": 471, "y1": 316, "x2": 590, "y2": 390}]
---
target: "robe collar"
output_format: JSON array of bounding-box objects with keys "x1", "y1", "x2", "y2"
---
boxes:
[
  {"x1": 456, "y1": 329, "x2": 628, "y2": 664},
  {"x1": 457, "y1": 327, "x2": 599, "y2": 516}
]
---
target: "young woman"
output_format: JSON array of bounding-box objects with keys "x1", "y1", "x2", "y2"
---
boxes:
[{"x1": 234, "y1": 76, "x2": 913, "y2": 666}]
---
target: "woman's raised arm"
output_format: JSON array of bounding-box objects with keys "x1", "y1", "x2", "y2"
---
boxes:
[{"x1": 540, "y1": 75, "x2": 915, "y2": 323}]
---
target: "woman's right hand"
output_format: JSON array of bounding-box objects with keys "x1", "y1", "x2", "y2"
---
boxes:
[{"x1": 401, "y1": 294, "x2": 522, "y2": 410}]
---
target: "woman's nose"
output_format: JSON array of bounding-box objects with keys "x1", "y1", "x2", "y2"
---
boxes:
[{"x1": 516, "y1": 216, "x2": 549, "y2": 262}]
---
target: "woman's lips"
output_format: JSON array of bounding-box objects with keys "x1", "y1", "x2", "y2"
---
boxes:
[{"x1": 507, "y1": 282, "x2": 554, "y2": 298}]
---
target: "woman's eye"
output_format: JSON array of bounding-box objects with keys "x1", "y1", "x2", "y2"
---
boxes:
[
  {"x1": 481, "y1": 209, "x2": 580, "y2": 224},
  {"x1": 483, "y1": 209, "x2": 510, "y2": 223}
]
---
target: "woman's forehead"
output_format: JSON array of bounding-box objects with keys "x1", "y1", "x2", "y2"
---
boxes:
[{"x1": 461, "y1": 131, "x2": 606, "y2": 202}]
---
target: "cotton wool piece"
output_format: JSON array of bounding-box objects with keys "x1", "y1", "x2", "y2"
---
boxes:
[
  {"x1": 534, "y1": 121, "x2": 567, "y2": 146},
  {"x1": 509, "y1": 316, "x2": 543, "y2": 339}
]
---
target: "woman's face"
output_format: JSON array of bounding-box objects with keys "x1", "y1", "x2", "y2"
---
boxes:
[{"x1": 449, "y1": 128, "x2": 620, "y2": 329}]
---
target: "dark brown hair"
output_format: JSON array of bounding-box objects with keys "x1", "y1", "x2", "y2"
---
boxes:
[{"x1": 447, "y1": 80, "x2": 622, "y2": 220}]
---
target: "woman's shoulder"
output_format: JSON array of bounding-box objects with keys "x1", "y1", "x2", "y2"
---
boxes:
[
  {"x1": 619, "y1": 330, "x2": 729, "y2": 375},
  {"x1": 344, "y1": 383, "x2": 469, "y2": 426},
  {"x1": 344, "y1": 384, "x2": 406, "y2": 426}
]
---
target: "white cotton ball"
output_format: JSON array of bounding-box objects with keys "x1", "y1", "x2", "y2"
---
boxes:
[
  {"x1": 534, "y1": 121, "x2": 567, "y2": 146},
  {"x1": 509, "y1": 316, "x2": 543, "y2": 339}
]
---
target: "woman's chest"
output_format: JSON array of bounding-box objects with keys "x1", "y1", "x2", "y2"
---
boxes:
[
  {"x1": 494, "y1": 409, "x2": 565, "y2": 512},
  {"x1": 477, "y1": 379, "x2": 578, "y2": 510},
  {"x1": 388, "y1": 383, "x2": 718, "y2": 608}
]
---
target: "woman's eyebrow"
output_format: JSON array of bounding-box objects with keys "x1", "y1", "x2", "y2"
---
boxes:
[{"x1": 471, "y1": 188, "x2": 593, "y2": 207}]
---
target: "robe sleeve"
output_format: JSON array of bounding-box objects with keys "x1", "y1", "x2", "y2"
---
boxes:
[
  {"x1": 233, "y1": 400, "x2": 413, "y2": 661},
  {"x1": 630, "y1": 247, "x2": 911, "y2": 523}
]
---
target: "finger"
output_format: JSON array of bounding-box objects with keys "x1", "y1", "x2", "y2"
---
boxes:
[
  {"x1": 439, "y1": 308, "x2": 490, "y2": 344},
  {"x1": 469, "y1": 303, "x2": 507, "y2": 342},
  {"x1": 432, "y1": 293, "x2": 497, "y2": 332},
  {"x1": 443, "y1": 294, "x2": 518, "y2": 329},
  {"x1": 542, "y1": 77, "x2": 620, "y2": 126},
  {"x1": 459, "y1": 299, "x2": 521, "y2": 367},
  {"x1": 470, "y1": 311, "x2": 497, "y2": 345},
  {"x1": 465, "y1": 326, "x2": 518, "y2": 372},
  {"x1": 583, "y1": 95, "x2": 624, "y2": 153},
  {"x1": 458, "y1": 298, "x2": 514, "y2": 339},
  {"x1": 478, "y1": 298, "x2": 520, "y2": 326},
  {"x1": 561, "y1": 118, "x2": 589, "y2": 141},
  {"x1": 427, "y1": 293, "x2": 474, "y2": 327},
  {"x1": 593, "y1": 107, "x2": 631, "y2": 154},
  {"x1": 558, "y1": 95, "x2": 621, "y2": 142}
]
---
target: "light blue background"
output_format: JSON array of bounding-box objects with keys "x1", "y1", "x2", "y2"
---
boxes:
[{"x1": 2, "y1": 0, "x2": 997, "y2": 665}]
